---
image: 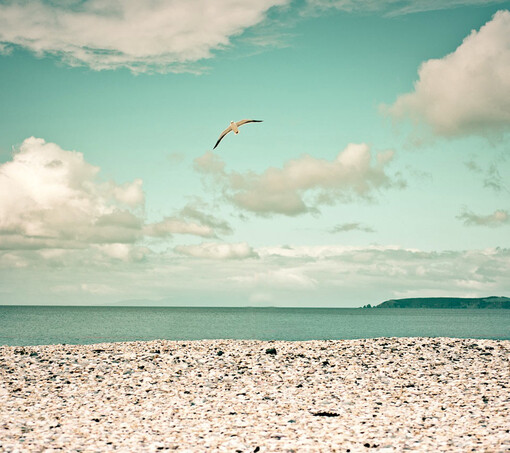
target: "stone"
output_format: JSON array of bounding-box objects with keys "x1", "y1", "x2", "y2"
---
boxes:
[{"x1": 0, "y1": 337, "x2": 508, "y2": 451}]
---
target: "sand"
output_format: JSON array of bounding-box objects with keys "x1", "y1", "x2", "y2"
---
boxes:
[{"x1": 0, "y1": 337, "x2": 509, "y2": 452}]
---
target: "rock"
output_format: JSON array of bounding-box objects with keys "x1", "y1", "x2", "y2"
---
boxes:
[
  {"x1": 0, "y1": 337, "x2": 508, "y2": 451},
  {"x1": 312, "y1": 411, "x2": 339, "y2": 417}
]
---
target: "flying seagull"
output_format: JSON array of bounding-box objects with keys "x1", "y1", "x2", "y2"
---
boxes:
[{"x1": 213, "y1": 119, "x2": 263, "y2": 149}]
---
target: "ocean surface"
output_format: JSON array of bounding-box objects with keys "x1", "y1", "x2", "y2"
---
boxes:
[{"x1": 0, "y1": 306, "x2": 509, "y2": 346}]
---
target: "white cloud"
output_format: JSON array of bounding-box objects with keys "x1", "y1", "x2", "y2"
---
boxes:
[
  {"x1": 145, "y1": 218, "x2": 215, "y2": 238},
  {"x1": 51, "y1": 282, "x2": 120, "y2": 295},
  {"x1": 0, "y1": 137, "x2": 145, "y2": 249},
  {"x1": 195, "y1": 143, "x2": 403, "y2": 216},
  {"x1": 195, "y1": 151, "x2": 226, "y2": 175},
  {"x1": 457, "y1": 209, "x2": 509, "y2": 227},
  {"x1": 0, "y1": 0, "x2": 288, "y2": 73},
  {"x1": 308, "y1": 0, "x2": 507, "y2": 16},
  {"x1": 330, "y1": 222, "x2": 375, "y2": 233},
  {"x1": 112, "y1": 179, "x2": 144, "y2": 207},
  {"x1": 80, "y1": 283, "x2": 119, "y2": 295},
  {"x1": 258, "y1": 244, "x2": 404, "y2": 259},
  {"x1": 0, "y1": 137, "x2": 233, "y2": 250},
  {"x1": 385, "y1": 10, "x2": 510, "y2": 138},
  {"x1": 179, "y1": 205, "x2": 233, "y2": 236},
  {"x1": 174, "y1": 242, "x2": 258, "y2": 260},
  {"x1": 248, "y1": 292, "x2": 274, "y2": 303},
  {"x1": 144, "y1": 204, "x2": 233, "y2": 238},
  {"x1": 95, "y1": 243, "x2": 149, "y2": 262},
  {"x1": 230, "y1": 268, "x2": 317, "y2": 289}
]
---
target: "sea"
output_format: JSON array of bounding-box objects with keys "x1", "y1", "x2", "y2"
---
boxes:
[{"x1": 1, "y1": 306, "x2": 509, "y2": 346}]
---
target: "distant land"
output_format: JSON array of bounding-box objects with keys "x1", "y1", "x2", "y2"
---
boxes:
[{"x1": 367, "y1": 296, "x2": 510, "y2": 309}]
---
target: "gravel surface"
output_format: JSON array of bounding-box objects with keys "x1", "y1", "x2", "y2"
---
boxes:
[{"x1": 1, "y1": 337, "x2": 509, "y2": 452}]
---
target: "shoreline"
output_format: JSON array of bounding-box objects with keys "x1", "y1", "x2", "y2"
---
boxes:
[{"x1": 1, "y1": 337, "x2": 509, "y2": 451}]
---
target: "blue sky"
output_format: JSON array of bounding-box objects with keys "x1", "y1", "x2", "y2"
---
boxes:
[{"x1": 0, "y1": 0, "x2": 509, "y2": 306}]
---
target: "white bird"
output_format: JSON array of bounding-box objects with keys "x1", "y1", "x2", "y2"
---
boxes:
[{"x1": 213, "y1": 119, "x2": 263, "y2": 149}]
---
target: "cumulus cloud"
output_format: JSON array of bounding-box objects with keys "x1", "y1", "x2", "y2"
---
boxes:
[
  {"x1": 0, "y1": 137, "x2": 145, "y2": 250},
  {"x1": 0, "y1": 137, "x2": 233, "y2": 250},
  {"x1": 95, "y1": 243, "x2": 150, "y2": 262},
  {"x1": 195, "y1": 143, "x2": 403, "y2": 216},
  {"x1": 112, "y1": 180, "x2": 144, "y2": 207},
  {"x1": 457, "y1": 209, "x2": 509, "y2": 227},
  {"x1": 0, "y1": 0, "x2": 287, "y2": 73},
  {"x1": 179, "y1": 205, "x2": 233, "y2": 236},
  {"x1": 330, "y1": 222, "x2": 375, "y2": 233},
  {"x1": 174, "y1": 242, "x2": 258, "y2": 260},
  {"x1": 144, "y1": 204, "x2": 233, "y2": 238},
  {"x1": 145, "y1": 219, "x2": 215, "y2": 238},
  {"x1": 385, "y1": 10, "x2": 510, "y2": 138},
  {"x1": 308, "y1": 0, "x2": 507, "y2": 16}
]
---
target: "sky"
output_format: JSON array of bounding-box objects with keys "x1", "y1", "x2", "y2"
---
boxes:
[{"x1": 0, "y1": 0, "x2": 509, "y2": 307}]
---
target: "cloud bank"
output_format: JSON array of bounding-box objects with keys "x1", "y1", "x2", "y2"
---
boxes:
[
  {"x1": 254, "y1": 245, "x2": 510, "y2": 297},
  {"x1": 3, "y1": 244, "x2": 509, "y2": 306},
  {"x1": 385, "y1": 10, "x2": 510, "y2": 138},
  {"x1": 195, "y1": 143, "x2": 403, "y2": 216},
  {"x1": 0, "y1": 0, "x2": 288, "y2": 73}
]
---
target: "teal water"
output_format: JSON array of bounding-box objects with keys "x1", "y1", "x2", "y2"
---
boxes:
[{"x1": 0, "y1": 306, "x2": 509, "y2": 346}]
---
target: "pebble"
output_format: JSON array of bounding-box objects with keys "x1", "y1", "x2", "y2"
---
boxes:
[{"x1": 0, "y1": 337, "x2": 509, "y2": 452}]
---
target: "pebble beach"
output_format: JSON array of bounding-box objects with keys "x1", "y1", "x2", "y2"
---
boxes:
[{"x1": 1, "y1": 337, "x2": 509, "y2": 452}]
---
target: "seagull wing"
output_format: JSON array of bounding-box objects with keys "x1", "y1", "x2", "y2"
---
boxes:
[
  {"x1": 213, "y1": 125, "x2": 233, "y2": 149},
  {"x1": 235, "y1": 119, "x2": 263, "y2": 127}
]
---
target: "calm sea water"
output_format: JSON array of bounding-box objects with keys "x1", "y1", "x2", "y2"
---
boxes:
[{"x1": 0, "y1": 306, "x2": 509, "y2": 346}]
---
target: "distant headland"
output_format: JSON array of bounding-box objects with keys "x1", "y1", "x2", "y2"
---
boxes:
[{"x1": 364, "y1": 296, "x2": 510, "y2": 309}]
